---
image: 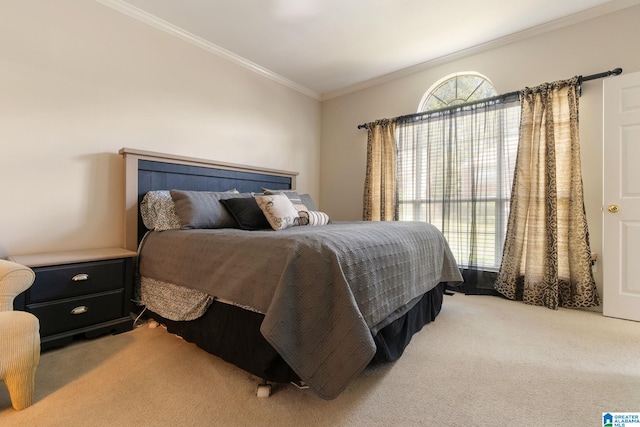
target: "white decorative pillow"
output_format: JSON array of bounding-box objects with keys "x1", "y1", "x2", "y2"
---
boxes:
[
  {"x1": 140, "y1": 191, "x2": 181, "y2": 231},
  {"x1": 254, "y1": 194, "x2": 301, "y2": 231},
  {"x1": 299, "y1": 210, "x2": 330, "y2": 226}
]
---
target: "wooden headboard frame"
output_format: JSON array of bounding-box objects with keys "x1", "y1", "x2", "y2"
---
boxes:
[{"x1": 120, "y1": 148, "x2": 299, "y2": 251}]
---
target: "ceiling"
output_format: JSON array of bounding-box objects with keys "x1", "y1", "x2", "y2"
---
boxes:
[{"x1": 101, "y1": 0, "x2": 632, "y2": 98}]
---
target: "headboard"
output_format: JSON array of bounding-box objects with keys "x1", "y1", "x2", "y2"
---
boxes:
[{"x1": 120, "y1": 148, "x2": 299, "y2": 251}]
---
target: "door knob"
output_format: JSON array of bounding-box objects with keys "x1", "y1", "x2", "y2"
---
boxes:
[{"x1": 607, "y1": 205, "x2": 620, "y2": 213}]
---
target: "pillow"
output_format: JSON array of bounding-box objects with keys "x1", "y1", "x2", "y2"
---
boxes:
[
  {"x1": 300, "y1": 194, "x2": 318, "y2": 212},
  {"x1": 170, "y1": 190, "x2": 252, "y2": 229},
  {"x1": 262, "y1": 188, "x2": 318, "y2": 212},
  {"x1": 298, "y1": 210, "x2": 330, "y2": 226},
  {"x1": 254, "y1": 194, "x2": 301, "y2": 231},
  {"x1": 220, "y1": 198, "x2": 271, "y2": 231},
  {"x1": 140, "y1": 191, "x2": 181, "y2": 231}
]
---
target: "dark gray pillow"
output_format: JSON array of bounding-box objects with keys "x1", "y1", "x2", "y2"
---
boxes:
[
  {"x1": 299, "y1": 194, "x2": 318, "y2": 212},
  {"x1": 170, "y1": 190, "x2": 252, "y2": 229},
  {"x1": 262, "y1": 188, "x2": 318, "y2": 212},
  {"x1": 220, "y1": 198, "x2": 271, "y2": 231}
]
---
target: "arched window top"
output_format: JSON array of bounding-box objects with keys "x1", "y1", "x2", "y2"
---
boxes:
[{"x1": 418, "y1": 72, "x2": 497, "y2": 112}]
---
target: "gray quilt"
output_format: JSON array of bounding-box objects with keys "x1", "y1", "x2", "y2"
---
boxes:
[{"x1": 138, "y1": 221, "x2": 462, "y2": 399}]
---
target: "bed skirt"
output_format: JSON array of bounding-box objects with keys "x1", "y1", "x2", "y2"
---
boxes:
[{"x1": 144, "y1": 282, "x2": 446, "y2": 384}]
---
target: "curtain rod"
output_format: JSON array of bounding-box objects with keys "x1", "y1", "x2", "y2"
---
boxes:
[{"x1": 357, "y1": 67, "x2": 622, "y2": 129}]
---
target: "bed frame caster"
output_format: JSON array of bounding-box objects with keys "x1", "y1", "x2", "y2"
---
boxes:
[{"x1": 256, "y1": 380, "x2": 271, "y2": 398}]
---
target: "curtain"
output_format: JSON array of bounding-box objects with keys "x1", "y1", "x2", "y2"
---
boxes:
[
  {"x1": 363, "y1": 119, "x2": 397, "y2": 221},
  {"x1": 494, "y1": 77, "x2": 599, "y2": 309},
  {"x1": 395, "y1": 95, "x2": 520, "y2": 293}
]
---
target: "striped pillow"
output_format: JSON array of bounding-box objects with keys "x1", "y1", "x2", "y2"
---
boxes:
[{"x1": 298, "y1": 210, "x2": 330, "y2": 226}]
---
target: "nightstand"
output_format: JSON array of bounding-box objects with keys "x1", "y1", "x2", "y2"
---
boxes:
[{"x1": 9, "y1": 247, "x2": 137, "y2": 350}]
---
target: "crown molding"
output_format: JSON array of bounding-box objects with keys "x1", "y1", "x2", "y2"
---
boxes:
[
  {"x1": 95, "y1": 0, "x2": 321, "y2": 100},
  {"x1": 321, "y1": 0, "x2": 640, "y2": 101},
  {"x1": 96, "y1": 0, "x2": 640, "y2": 102}
]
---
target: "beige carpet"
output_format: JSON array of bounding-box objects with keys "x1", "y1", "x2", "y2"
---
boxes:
[{"x1": 1, "y1": 294, "x2": 638, "y2": 427}]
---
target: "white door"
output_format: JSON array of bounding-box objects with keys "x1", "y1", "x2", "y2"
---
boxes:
[{"x1": 603, "y1": 71, "x2": 640, "y2": 322}]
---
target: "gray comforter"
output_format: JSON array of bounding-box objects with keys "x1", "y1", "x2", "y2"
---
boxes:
[{"x1": 138, "y1": 221, "x2": 462, "y2": 399}]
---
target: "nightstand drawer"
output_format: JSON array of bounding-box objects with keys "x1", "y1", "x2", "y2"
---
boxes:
[
  {"x1": 27, "y1": 290, "x2": 125, "y2": 337},
  {"x1": 29, "y1": 259, "x2": 127, "y2": 303}
]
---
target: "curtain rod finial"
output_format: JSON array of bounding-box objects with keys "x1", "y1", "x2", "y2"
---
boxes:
[{"x1": 612, "y1": 68, "x2": 623, "y2": 76}]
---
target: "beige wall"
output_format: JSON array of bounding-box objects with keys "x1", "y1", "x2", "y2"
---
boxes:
[
  {"x1": 0, "y1": 0, "x2": 320, "y2": 257},
  {"x1": 320, "y1": 5, "x2": 640, "y2": 302}
]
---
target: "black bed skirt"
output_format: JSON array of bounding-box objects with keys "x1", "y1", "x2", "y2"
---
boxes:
[{"x1": 145, "y1": 282, "x2": 445, "y2": 384}]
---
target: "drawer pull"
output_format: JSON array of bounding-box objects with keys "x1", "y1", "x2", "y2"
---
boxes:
[
  {"x1": 71, "y1": 306, "x2": 89, "y2": 315},
  {"x1": 72, "y1": 273, "x2": 89, "y2": 282}
]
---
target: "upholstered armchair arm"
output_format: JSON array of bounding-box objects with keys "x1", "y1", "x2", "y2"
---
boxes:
[{"x1": 0, "y1": 260, "x2": 35, "y2": 312}]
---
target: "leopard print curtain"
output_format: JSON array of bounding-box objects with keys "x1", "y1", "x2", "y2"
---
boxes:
[{"x1": 494, "y1": 77, "x2": 600, "y2": 309}]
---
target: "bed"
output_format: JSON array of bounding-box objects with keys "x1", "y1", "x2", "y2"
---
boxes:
[{"x1": 120, "y1": 148, "x2": 463, "y2": 400}]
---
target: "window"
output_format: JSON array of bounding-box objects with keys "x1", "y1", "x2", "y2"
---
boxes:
[
  {"x1": 418, "y1": 72, "x2": 497, "y2": 111},
  {"x1": 397, "y1": 73, "x2": 519, "y2": 274}
]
